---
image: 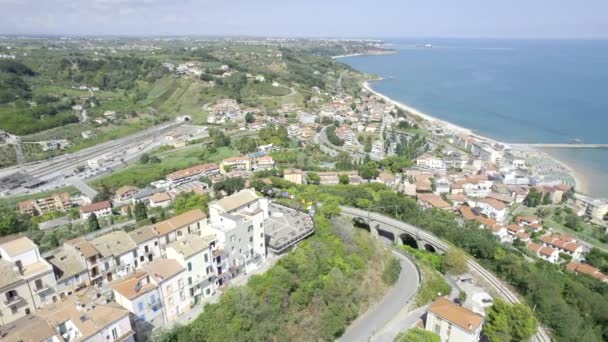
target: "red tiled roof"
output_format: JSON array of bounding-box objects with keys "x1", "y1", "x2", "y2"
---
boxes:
[{"x1": 81, "y1": 201, "x2": 111, "y2": 213}]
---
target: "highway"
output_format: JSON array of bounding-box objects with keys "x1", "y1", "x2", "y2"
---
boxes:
[
  {"x1": 340, "y1": 250, "x2": 420, "y2": 342},
  {"x1": 0, "y1": 120, "x2": 182, "y2": 196},
  {"x1": 340, "y1": 207, "x2": 552, "y2": 342}
]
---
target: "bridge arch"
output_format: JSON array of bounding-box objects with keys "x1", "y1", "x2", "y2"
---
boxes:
[
  {"x1": 375, "y1": 224, "x2": 396, "y2": 243},
  {"x1": 399, "y1": 233, "x2": 419, "y2": 249},
  {"x1": 423, "y1": 243, "x2": 437, "y2": 253}
]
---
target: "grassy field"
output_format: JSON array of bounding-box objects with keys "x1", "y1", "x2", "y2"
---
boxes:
[
  {"x1": 91, "y1": 145, "x2": 239, "y2": 190},
  {"x1": 0, "y1": 144, "x2": 17, "y2": 167}
]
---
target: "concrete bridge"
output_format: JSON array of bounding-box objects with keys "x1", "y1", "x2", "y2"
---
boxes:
[
  {"x1": 340, "y1": 206, "x2": 449, "y2": 254},
  {"x1": 339, "y1": 206, "x2": 552, "y2": 342}
]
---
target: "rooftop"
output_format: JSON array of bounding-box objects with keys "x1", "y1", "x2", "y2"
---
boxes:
[
  {"x1": 427, "y1": 297, "x2": 484, "y2": 333},
  {"x1": 215, "y1": 188, "x2": 259, "y2": 213},
  {"x1": 0, "y1": 236, "x2": 37, "y2": 257},
  {"x1": 80, "y1": 200, "x2": 111, "y2": 214},
  {"x1": 142, "y1": 259, "x2": 184, "y2": 282},
  {"x1": 91, "y1": 231, "x2": 137, "y2": 257},
  {"x1": 46, "y1": 247, "x2": 88, "y2": 282},
  {"x1": 153, "y1": 209, "x2": 206, "y2": 236},
  {"x1": 166, "y1": 235, "x2": 216, "y2": 259},
  {"x1": 128, "y1": 225, "x2": 158, "y2": 244}
]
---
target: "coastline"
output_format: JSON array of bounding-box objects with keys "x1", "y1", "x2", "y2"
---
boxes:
[{"x1": 361, "y1": 79, "x2": 590, "y2": 194}]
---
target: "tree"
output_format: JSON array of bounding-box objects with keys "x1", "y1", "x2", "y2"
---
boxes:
[
  {"x1": 339, "y1": 174, "x2": 350, "y2": 185},
  {"x1": 442, "y1": 248, "x2": 469, "y2": 274},
  {"x1": 94, "y1": 184, "x2": 112, "y2": 202},
  {"x1": 245, "y1": 112, "x2": 254, "y2": 123},
  {"x1": 394, "y1": 328, "x2": 440, "y2": 342},
  {"x1": 126, "y1": 206, "x2": 133, "y2": 219},
  {"x1": 134, "y1": 201, "x2": 148, "y2": 221},
  {"x1": 87, "y1": 213, "x2": 100, "y2": 231},
  {"x1": 523, "y1": 188, "x2": 542, "y2": 207},
  {"x1": 213, "y1": 177, "x2": 246, "y2": 195},
  {"x1": 0, "y1": 209, "x2": 33, "y2": 236},
  {"x1": 484, "y1": 298, "x2": 538, "y2": 342},
  {"x1": 358, "y1": 161, "x2": 379, "y2": 180},
  {"x1": 565, "y1": 214, "x2": 581, "y2": 231},
  {"x1": 139, "y1": 153, "x2": 150, "y2": 164},
  {"x1": 542, "y1": 192, "x2": 552, "y2": 205},
  {"x1": 307, "y1": 172, "x2": 320, "y2": 185},
  {"x1": 320, "y1": 197, "x2": 341, "y2": 218},
  {"x1": 222, "y1": 164, "x2": 233, "y2": 173}
]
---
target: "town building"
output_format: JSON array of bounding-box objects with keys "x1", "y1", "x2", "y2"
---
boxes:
[
  {"x1": 283, "y1": 168, "x2": 304, "y2": 185},
  {"x1": 90, "y1": 231, "x2": 139, "y2": 280},
  {"x1": 113, "y1": 186, "x2": 139, "y2": 203},
  {"x1": 18, "y1": 192, "x2": 72, "y2": 216},
  {"x1": 0, "y1": 236, "x2": 58, "y2": 324},
  {"x1": 416, "y1": 153, "x2": 445, "y2": 169},
  {"x1": 527, "y1": 243, "x2": 559, "y2": 264},
  {"x1": 153, "y1": 209, "x2": 208, "y2": 250},
  {"x1": 128, "y1": 226, "x2": 162, "y2": 266},
  {"x1": 149, "y1": 192, "x2": 172, "y2": 208},
  {"x1": 567, "y1": 262, "x2": 608, "y2": 283},
  {"x1": 165, "y1": 163, "x2": 220, "y2": 187},
  {"x1": 80, "y1": 201, "x2": 112, "y2": 220},
  {"x1": 112, "y1": 259, "x2": 188, "y2": 330},
  {"x1": 425, "y1": 297, "x2": 484, "y2": 342},
  {"x1": 540, "y1": 234, "x2": 583, "y2": 260},
  {"x1": 166, "y1": 235, "x2": 217, "y2": 305},
  {"x1": 46, "y1": 246, "x2": 89, "y2": 300},
  {"x1": 2, "y1": 287, "x2": 134, "y2": 342},
  {"x1": 220, "y1": 156, "x2": 252, "y2": 173},
  {"x1": 205, "y1": 189, "x2": 269, "y2": 278}
]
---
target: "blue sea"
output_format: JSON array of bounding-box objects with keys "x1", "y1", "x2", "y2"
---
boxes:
[{"x1": 339, "y1": 39, "x2": 608, "y2": 197}]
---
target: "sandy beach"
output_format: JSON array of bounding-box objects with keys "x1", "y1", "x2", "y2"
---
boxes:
[{"x1": 361, "y1": 79, "x2": 589, "y2": 194}]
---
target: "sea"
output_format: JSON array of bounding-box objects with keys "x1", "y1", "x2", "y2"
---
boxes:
[{"x1": 339, "y1": 39, "x2": 608, "y2": 198}]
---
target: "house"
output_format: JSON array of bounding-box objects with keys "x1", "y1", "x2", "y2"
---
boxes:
[
  {"x1": 220, "y1": 156, "x2": 251, "y2": 173},
  {"x1": 376, "y1": 172, "x2": 397, "y2": 187},
  {"x1": 128, "y1": 225, "x2": 162, "y2": 266},
  {"x1": 446, "y1": 194, "x2": 468, "y2": 208},
  {"x1": 114, "y1": 186, "x2": 139, "y2": 203},
  {"x1": 567, "y1": 262, "x2": 608, "y2": 283},
  {"x1": 418, "y1": 194, "x2": 451, "y2": 210},
  {"x1": 2, "y1": 287, "x2": 134, "y2": 342},
  {"x1": 0, "y1": 236, "x2": 58, "y2": 324},
  {"x1": 469, "y1": 198, "x2": 508, "y2": 222},
  {"x1": 153, "y1": 209, "x2": 208, "y2": 250},
  {"x1": 166, "y1": 235, "x2": 217, "y2": 305},
  {"x1": 131, "y1": 187, "x2": 166, "y2": 205},
  {"x1": 435, "y1": 178, "x2": 451, "y2": 195},
  {"x1": 90, "y1": 231, "x2": 138, "y2": 279},
  {"x1": 205, "y1": 189, "x2": 269, "y2": 280},
  {"x1": 18, "y1": 192, "x2": 72, "y2": 216},
  {"x1": 63, "y1": 237, "x2": 106, "y2": 287},
  {"x1": 80, "y1": 200, "x2": 112, "y2": 220},
  {"x1": 113, "y1": 259, "x2": 188, "y2": 329},
  {"x1": 283, "y1": 168, "x2": 303, "y2": 185},
  {"x1": 149, "y1": 192, "x2": 172, "y2": 208},
  {"x1": 515, "y1": 216, "x2": 543, "y2": 233},
  {"x1": 46, "y1": 246, "x2": 89, "y2": 300},
  {"x1": 254, "y1": 155, "x2": 275, "y2": 170},
  {"x1": 425, "y1": 297, "x2": 484, "y2": 342},
  {"x1": 416, "y1": 153, "x2": 445, "y2": 169},
  {"x1": 540, "y1": 234, "x2": 583, "y2": 260},
  {"x1": 527, "y1": 243, "x2": 559, "y2": 264}
]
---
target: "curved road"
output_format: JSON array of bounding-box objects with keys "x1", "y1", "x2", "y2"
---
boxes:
[
  {"x1": 340, "y1": 250, "x2": 419, "y2": 342},
  {"x1": 340, "y1": 207, "x2": 552, "y2": 342}
]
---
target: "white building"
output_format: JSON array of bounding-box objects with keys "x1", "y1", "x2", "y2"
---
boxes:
[
  {"x1": 153, "y1": 209, "x2": 208, "y2": 251},
  {"x1": 425, "y1": 297, "x2": 484, "y2": 342},
  {"x1": 205, "y1": 189, "x2": 269, "y2": 277},
  {"x1": 469, "y1": 198, "x2": 508, "y2": 223},
  {"x1": 416, "y1": 153, "x2": 445, "y2": 169},
  {"x1": 129, "y1": 226, "x2": 162, "y2": 266},
  {"x1": 166, "y1": 235, "x2": 217, "y2": 305},
  {"x1": 80, "y1": 200, "x2": 112, "y2": 220},
  {"x1": 113, "y1": 259, "x2": 188, "y2": 327}
]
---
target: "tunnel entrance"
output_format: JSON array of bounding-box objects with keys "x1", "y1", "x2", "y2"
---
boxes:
[
  {"x1": 352, "y1": 218, "x2": 370, "y2": 232},
  {"x1": 424, "y1": 244, "x2": 437, "y2": 253}
]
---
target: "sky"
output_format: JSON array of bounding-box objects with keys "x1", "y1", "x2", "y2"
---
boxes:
[{"x1": 1, "y1": 0, "x2": 607, "y2": 39}]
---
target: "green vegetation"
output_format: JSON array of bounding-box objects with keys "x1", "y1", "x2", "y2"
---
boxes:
[
  {"x1": 172, "y1": 192, "x2": 211, "y2": 215},
  {"x1": 442, "y1": 248, "x2": 469, "y2": 275},
  {"x1": 394, "y1": 328, "x2": 440, "y2": 342},
  {"x1": 257, "y1": 182, "x2": 608, "y2": 341},
  {"x1": 382, "y1": 257, "x2": 402, "y2": 285},
  {"x1": 484, "y1": 298, "x2": 538, "y2": 342},
  {"x1": 399, "y1": 246, "x2": 452, "y2": 306},
  {"x1": 87, "y1": 213, "x2": 100, "y2": 231},
  {"x1": 326, "y1": 124, "x2": 344, "y2": 146},
  {"x1": 159, "y1": 214, "x2": 394, "y2": 341}
]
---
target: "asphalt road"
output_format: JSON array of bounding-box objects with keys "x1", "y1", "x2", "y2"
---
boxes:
[{"x1": 340, "y1": 250, "x2": 420, "y2": 342}]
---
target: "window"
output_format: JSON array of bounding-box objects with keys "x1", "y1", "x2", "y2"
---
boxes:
[
  {"x1": 249, "y1": 236, "x2": 253, "y2": 242},
  {"x1": 248, "y1": 225, "x2": 253, "y2": 232},
  {"x1": 206, "y1": 288, "x2": 211, "y2": 295},
  {"x1": 115, "y1": 258, "x2": 121, "y2": 266},
  {"x1": 112, "y1": 327, "x2": 119, "y2": 339},
  {"x1": 204, "y1": 253, "x2": 208, "y2": 262},
  {"x1": 138, "y1": 302, "x2": 144, "y2": 312},
  {"x1": 230, "y1": 235, "x2": 236, "y2": 242},
  {"x1": 154, "y1": 241, "x2": 158, "y2": 246},
  {"x1": 133, "y1": 251, "x2": 137, "y2": 258},
  {"x1": 144, "y1": 245, "x2": 150, "y2": 253},
  {"x1": 180, "y1": 291, "x2": 186, "y2": 301},
  {"x1": 35, "y1": 279, "x2": 43, "y2": 290},
  {"x1": 260, "y1": 233, "x2": 263, "y2": 237},
  {"x1": 187, "y1": 262, "x2": 192, "y2": 271},
  {"x1": 188, "y1": 277, "x2": 192, "y2": 285},
  {"x1": 178, "y1": 230, "x2": 183, "y2": 237},
  {"x1": 10, "y1": 305, "x2": 17, "y2": 314},
  {"x1": 25, "y1": 308, "x2": 31, "y2": 315},
  {"x1": 178, "y1": 279, "x2": 184, "y2": 289},
  {"x1": 150, "y1": 294, "x2": 156, "y2": 304},
  {"x1": 140, "y1": 256, "x2": 144, "y2": 262},
  {"x1": 105, "y1": 261, "x2": 110, "y2": 270},
  {"x1": 434, "y1": 323, "x2": 441, "y2": 334}
]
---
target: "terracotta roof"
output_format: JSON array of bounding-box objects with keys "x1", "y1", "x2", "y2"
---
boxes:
[
  {"x1": 65, "y1": 237, "x2": 99, "y2": 258},
  {"x1": 427, "y1": 297, "x2": 484, "y2": 333},
  {"x1": 153, "y1": 209, "x2": 206, "y2": 236},
  {"x1": 128, "y1": 225, "x2": 158, "y2": 244},
  {"x1": 446, "y1": 194, "x2": 468, "y2": 202},
  {"x1": 477, "y1": 198, "x2": 507, "y2": 210},
  {"x1": 284, "y1": 168, "x2": 303, "y2": 175},
  {"x1": 539, "y1": 245, "x2": 557, "y2": 257},
  {"x1": 378, "y1": 172, "x2": 395, "y2": 182},
  {"x1": 150, "y1": 192, "x2": 171, "y2": 203},
  {"x1": 555, "y1": 184, "x2": 572, "y2": 192},
  {"x1": 507, "y1": 224, "x2": 524, "y2": 234},
  {"x1": 526, "y1": 242, "x2": 541, "y2": 253},
  {"x1": 81, "y1": 200, "x2": 111, "y2": 213},
  {"x1": 418, "y1": 194, "x2": 451, "y2": 209},
  {"x1": 166, "y1": 163, "x2": 219, "y2": 181},
  {"x1": 516, "y1": 216, "x2": 540, "y2": 224},
  {"x1": 458, "y1": 206, "x2": 478, "y2": 221},
  {"x1": 223, "y1": 156, "x2": 250, "y2": 162},
  {"x1": 115, "y1": 185, "x2": 138, "y2": 197},
  {"x1": 567, "y1": 262, "x2": 608, "y2": 281},
  {"x1": 113, "y1": 272, "x2": 157, "y2": 300},
  {"x1": 143, "y1": 259, "x2": 184, "y2": 281}
]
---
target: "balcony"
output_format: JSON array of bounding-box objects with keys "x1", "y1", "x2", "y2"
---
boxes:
[
  {"x1": 3, "y1": 295, "x2": 23, "y2": 306},
  {"x1": 34, "y1": 284, "x2": 50, "y2": 294}
]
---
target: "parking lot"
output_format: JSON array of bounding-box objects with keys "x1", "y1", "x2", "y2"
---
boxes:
[{"x1": 265, "y1": 203, "x2": 314, "y2": 254}]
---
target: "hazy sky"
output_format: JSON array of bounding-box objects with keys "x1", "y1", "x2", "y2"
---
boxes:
[{"x1": 1, "y1": 0, "x2": 607, "y2": 38}]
